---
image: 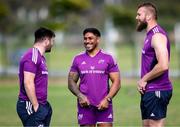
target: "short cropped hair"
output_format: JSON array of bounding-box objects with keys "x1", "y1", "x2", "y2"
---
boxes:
[
  {"x1": 34, "y1": 27, "x2": 55, "y2": 43},
  {"x1": 83, "y1": 28, "x2": 101, "y2": 37},
  {"x1": 138, "y1": 2, "x2": 158, "y2": 20}
]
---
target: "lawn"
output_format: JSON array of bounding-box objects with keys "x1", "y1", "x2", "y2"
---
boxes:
[
  {"x1": 0, "y1": 78, "x2": 179, "y2": 127},
  {"x1": 0, "y1": 42, "x2": 179, "y2": 127}
]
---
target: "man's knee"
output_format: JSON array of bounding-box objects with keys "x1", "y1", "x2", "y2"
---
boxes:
[{"x1": 149, "y1": 119, "x2": 165, "y2": 127}]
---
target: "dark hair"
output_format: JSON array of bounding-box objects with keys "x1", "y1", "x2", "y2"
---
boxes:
[
  {"x1": 138, "y1": 2, "x2": 158, "y2": 20},
  {"x1": 34, "y1": 27, "x2": 55, "y2": 43},
  {"x1": 83, "y1": 28, "x2": 101, "y2": 37}
]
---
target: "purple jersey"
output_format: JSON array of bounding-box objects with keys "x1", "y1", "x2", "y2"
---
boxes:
[
  {"x1": 141, "y1": 25, "x2": 173, "y2": 92},
  {"x1": 18, "y1": 48, "x2": 48, "y2": 104},
  {"x1": 70, "y1": 50, "x2": 119, "y2": 106}
]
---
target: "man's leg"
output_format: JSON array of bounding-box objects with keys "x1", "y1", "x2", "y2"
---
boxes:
[
  {"x1": 149, "y1": 118, "x2": 165, "y2": 127},
  {"x1": 97, "y1": 122, "x2": 112, "y2": 127},
  {"x1": 78, "y1": 104, "x2": 96, "y2": 126},
  {"x1": 143, "y1": 119, "x2": 149, "y2": 127},
  {"x1": 142, "y1": 90, "x2": 172, "y2": 127},
  {"x1": 96, "y1": 104, "x2": 113, "y2": 127},
  {"x1": 44, "y1": 102, "x2": 53, "y2": 127},
  {"x1": 143, "y1": 119, "x2": 165, "y2": 127},
  {"x1": 16, "y1": 100, "x2": 30, "y2": 126}
]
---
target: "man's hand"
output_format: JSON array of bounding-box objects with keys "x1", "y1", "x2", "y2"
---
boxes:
[
  {"x1": 97, "y1": 97, "x2": 109, "y2": 110},
  {"x1": 137, "y1": 79, "x2": 147, "y2": 94},
  {"x1": 33, "y1": 103, "x2": 39, "y2": 112},
  {"x1": 77, "y1": 93, "x2": 90, "y2": 107}
]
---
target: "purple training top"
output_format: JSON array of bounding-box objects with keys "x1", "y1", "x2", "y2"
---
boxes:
[
  {"x1": 18, "y1": 47, "x2": 48, "y2": 104},
  {"x1": 70, "y1": 50, "x2": 119, "y2": 106},
  {"x1": 141, "y1": 25, "x2": 173, "y2": 92}
]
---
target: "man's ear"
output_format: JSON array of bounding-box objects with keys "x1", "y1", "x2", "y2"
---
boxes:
[
  {"x1": 146, "y1": 15, "x2": 150, "y2": 21},
  {"x1": 97, "y1": 37, "x2": 100, "y2": 43},
  {"x1": 146, "y1": 12, "x2": 152, "y2": 21}
]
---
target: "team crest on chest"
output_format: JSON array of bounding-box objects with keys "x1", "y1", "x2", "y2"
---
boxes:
[{"x1": 98, "y1": 59, "x2": 105, "y2": 64}]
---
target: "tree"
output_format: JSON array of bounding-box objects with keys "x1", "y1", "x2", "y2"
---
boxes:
[{"x1": 49, "y1": 0, "x2": 92, "y2": 32}]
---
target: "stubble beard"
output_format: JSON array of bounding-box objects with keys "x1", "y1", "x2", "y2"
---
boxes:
[{"x1": 85, "y1": 43, "x2": 98, "y2": 53}]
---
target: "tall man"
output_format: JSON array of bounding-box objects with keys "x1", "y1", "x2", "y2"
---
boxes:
[
  {"x1": 16, "y1": 27, "x2": 55, "y2": 127},
  {"x1": 136, "y1": 2, "x2": 173, "y2": 127},
  {"x1": 68, "y1": 28, "x2": 121, "y2": 127}
]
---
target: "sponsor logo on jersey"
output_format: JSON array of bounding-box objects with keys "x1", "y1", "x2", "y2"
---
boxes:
[{"x1": 81, "y1": 70, "x2": 105, "y2": 74}]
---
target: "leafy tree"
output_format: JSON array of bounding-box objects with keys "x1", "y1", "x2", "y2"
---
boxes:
[
  {"x1": 0, "y1": 0, "x2": 52, "y2": 74},
  {"x1": 49, "y1": 0, "x2": 92, "y2": 32}
]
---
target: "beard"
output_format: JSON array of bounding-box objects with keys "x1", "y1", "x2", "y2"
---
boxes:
[
  {"x1": 45, "y1": 45, "x2": 52, "y2": 53},
  {"x1": 45, "y1": 49, "x2": 51, "y2": 53},
  {"x1": 136, "y1": 21, "x2": 147, "y2": 32}
]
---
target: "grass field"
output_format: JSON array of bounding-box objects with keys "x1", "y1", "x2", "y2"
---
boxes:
[
  {"x1": 0, "y1": 42, "x2": 179, "y2": 126},
  {"x1": 0, "y1": 78, "x2": 179, "y2": 127}
]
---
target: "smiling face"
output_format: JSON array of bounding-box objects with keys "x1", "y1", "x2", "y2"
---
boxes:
[
  {"x1": 83, "y1": 32, "x2": 100, "y2": 52},
  {"x1": 136, "y1": 7, "x2": 148, "y2": 32}
]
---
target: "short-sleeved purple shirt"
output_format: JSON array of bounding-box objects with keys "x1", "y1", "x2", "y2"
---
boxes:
[
  {"x1": 70, "y1": 50, "x2": 119, "y2": 106},
  {"x1": 18, "y1": 47, "x2": 48, "y2": 104},
  {"x1": 141, "y1": 25, "x2": 173, "y2": 92}
]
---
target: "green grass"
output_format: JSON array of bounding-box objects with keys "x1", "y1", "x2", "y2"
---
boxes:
[{"x1": 0, "y1": 79, "x2": 180, "y2": 126}]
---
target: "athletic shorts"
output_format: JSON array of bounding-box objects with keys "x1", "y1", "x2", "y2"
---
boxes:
[
  {"x1": 77, "y1": 103, "x2": 113, "y2": 125},
  {"x1": 140, "y1": 90, "x2": 172, "y2": 120},
  {"x1": 16, "y1": 99, "x2": 52, "y2": 127}
]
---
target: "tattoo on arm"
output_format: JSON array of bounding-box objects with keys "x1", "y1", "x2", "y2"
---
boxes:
[{"x1": 68, "y1": 72, "x2": 81, "y2": 97}]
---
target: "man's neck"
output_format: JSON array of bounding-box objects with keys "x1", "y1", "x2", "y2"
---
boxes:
[
  {"x1": 87, "y1": 48, "x2": 100, "y2": 57},
  {"x1": 33, "y1": 43, "x2": 45, "y2": 56},
  {"x1": 146, "y1": 20, "x2": 158, "y2": 32}
]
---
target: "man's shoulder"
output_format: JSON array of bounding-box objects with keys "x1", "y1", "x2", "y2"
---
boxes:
[
  {"x1": 21, "y1": 48, "x2": 40, "y2": 64},
  {"x1": 100, "y1": 50, "x2": 114, "y2": 58},
  {"x1": 74, "y1": 51, "x2": 86, "y2": 58},
  {"x1": 151, "y1": 25, "x2": 166, "y2": 35}
]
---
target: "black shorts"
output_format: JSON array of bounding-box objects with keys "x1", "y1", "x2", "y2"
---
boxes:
[
  {"x1": 16, "y1": 99, "x2": 52, "y2": 127},
  {"x1": 140, "y1": 90, "x2": 172, "y2": 120}
]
